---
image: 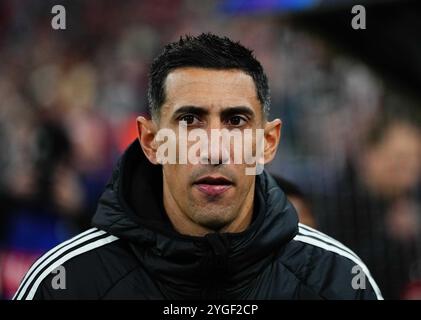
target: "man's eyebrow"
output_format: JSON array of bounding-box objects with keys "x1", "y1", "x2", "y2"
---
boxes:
[
  {"x1": 171, "y1": 105, "x2": 255, "y2": 120},
  {"x1": 172, "y1": 106, "x2": 208, "y2": 119},
  {"x1": 220, "y1": 106, "x2": 255, "y2": 118}
]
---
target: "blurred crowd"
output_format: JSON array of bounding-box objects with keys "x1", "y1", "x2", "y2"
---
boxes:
[{"x1": 0, "y1": 0, "x2": 420, "y2": 299}]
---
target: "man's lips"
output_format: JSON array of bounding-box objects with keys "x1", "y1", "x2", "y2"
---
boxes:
[{"x1": 193, "y1": 176, "x2": 233, "y2": 197}]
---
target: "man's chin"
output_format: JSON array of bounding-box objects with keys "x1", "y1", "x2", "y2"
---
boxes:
[
  {"x1": 190, "y1": 202, "x2": 236, "y2": 231},
  {"x1": 194, "y1": 214, "x2": 234, "y2": 232}
]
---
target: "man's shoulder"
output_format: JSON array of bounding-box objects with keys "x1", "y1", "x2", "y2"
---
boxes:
[
  {"x1": 13, "y1": 228, "x2": 140, "y2": 300},
  {"x1": 278, "y1": 223, "x2": 383, "y2": 300}
]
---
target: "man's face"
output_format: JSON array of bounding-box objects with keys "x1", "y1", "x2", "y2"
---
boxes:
[{"x1": 138, "y1": 67, "x2": 281, "y2": 234}]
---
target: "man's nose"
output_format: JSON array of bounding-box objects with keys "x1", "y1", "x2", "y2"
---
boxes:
[{"x1": 202, "y1": 122, "x2": 230, "y2": 165}]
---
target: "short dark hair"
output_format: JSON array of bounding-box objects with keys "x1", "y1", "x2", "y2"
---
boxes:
[{"x1": 148, "y1": 33, "x2": 270, "y2": 120}]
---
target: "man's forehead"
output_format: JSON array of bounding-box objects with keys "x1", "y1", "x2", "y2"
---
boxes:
[
  {"x1": 165, "y1": 67, "x2": 253, "y2": 84},
  {"x1": 162, "y1": 67, "x2": 260, "y2": 115}
]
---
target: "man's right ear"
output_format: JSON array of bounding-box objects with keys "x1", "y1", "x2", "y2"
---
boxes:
[{"x1": 136, "y1": 116, "x2": 159, "y2": 165}]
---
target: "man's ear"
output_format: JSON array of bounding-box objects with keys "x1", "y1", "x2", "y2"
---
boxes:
[
  {"x1": 136, "y1": 116, "x2": 159, "y2": 164},
  {"x1": 263, "y1": 119, "x2": 282, "y2": 164}
]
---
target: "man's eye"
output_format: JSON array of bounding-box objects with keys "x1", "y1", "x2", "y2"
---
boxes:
[
  {"x1": 179, "y1": 115, "x2": 199, "y2": 125},
  {"x1": 227, "y1": 116, "x2": 247, "y2": 126}
]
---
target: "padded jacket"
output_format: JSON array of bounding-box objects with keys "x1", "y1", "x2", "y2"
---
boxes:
[{"x1": 14, "y1": 140, "x2": 383, "y2": 300}]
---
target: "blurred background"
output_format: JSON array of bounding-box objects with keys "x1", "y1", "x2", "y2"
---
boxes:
[{"x1": 0, "y1": 0, "x2": 420, "y2": 300}]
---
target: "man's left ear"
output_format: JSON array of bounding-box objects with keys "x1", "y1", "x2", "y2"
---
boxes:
[{"x1": 263, "y1": 119, "x2": 282, "y2": 164}]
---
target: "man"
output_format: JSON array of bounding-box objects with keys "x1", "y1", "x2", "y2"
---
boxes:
[{"x1": 14, "y1": 33, "x2": 382, "y2": 300}]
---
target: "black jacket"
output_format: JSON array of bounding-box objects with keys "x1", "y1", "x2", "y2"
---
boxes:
[{"x1": 14, "y1": 141, "x2": 383, "y2": 300}]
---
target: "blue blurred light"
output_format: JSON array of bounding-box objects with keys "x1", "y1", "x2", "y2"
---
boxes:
[{"x1": 221, "y1": 0, "x2": 319, "y2": 14}]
